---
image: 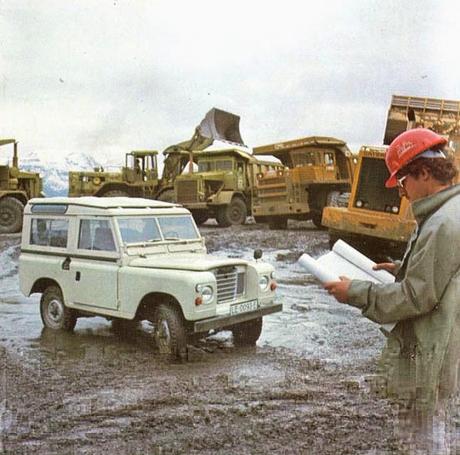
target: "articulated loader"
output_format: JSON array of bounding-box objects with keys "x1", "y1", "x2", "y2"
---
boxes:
[
  {"x1": 0, "y1": 139, "x2": 43, "y2": 233},
  {"x1": 322, "y1": 95, "x2": 460, "y2": 259}
]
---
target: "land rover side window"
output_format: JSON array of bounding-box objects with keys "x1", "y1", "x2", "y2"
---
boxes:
[
  {"x1": 215, "y1": 160, "x2": 233, "y2": 171},
  {"x1": 157, "y1": 216, "x2": 199, "y2": 240},
  {"x1": 118, "y1": 217, "x2": 161, "y2": 244},
  {"x1": 30, "y1": 219, "x2": 69, "y2": 247},
  {"x1": 78, "y1": 219, "x2": 116, "y2": 251}
]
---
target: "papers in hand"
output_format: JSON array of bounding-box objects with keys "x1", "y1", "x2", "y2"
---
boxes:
[
  {"x1": 298, "y1": 239, "x2": 395, "y2": 284},
  {"x1": 298, "y1": 240, "x2": 396, "y2": 334}
]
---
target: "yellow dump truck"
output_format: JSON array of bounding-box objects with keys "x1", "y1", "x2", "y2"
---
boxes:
[
  {"x1": 251, "y1": 136, "x2": 355, "y2": 229},
  {"x1": 322, "y1": 95, "x2": 460, "y2": 258}
]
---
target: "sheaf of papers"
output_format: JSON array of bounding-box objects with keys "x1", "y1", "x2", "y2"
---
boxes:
[{"x1": 298, "y1": 240, "x2": 396, "y2": 333}]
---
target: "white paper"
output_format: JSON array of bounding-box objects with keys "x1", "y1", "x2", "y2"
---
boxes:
[
  {"x1": 298, "y1": 240, "x2": 397, "y2": 333},
  {"x1": 299, "y1": 240, "x2": 395, "y2": 285}
]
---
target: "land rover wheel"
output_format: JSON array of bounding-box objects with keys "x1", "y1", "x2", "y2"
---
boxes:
[
  {"x1": 268, "y1": 216, "x2": 288, "y2": 230},
  {"x1": 216, "y1": 198, "x2": 247, "y2": 227},
  {"x1": 232, "y1": 317, "x2": 263, "y2": 346},
  {"x1": 0, "y1": 197, "x2": 24, "y2": 234},
  {"x1": 153, "y1": 303, "x2": 187, "y2": 360},
  {"x1": 192, "y1": 211, "x2": 209, "y2": 225},
  {"x1": 40, "y1": 285, "x2": 77, "y2": 331},
  {"x1": 157, "y1": 189, "x2": 176, "y2": 203},
  {"x1": 103, "y1": 190, "x2": 129, "y2": 197}
]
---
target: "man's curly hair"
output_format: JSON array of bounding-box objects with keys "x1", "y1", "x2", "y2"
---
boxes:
[{"x1": 398, "y1": 155, "x2": 458, "y2": 185}]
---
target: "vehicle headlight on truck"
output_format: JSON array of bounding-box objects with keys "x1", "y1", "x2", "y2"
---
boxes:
[
  {"x1": 259, "y1": 275, "x2": 269, "y2": 291},
  {"x1": 195, "y1": 284, "x2": 214, "y2": 304}
]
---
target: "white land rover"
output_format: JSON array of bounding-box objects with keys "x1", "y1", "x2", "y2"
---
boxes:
[{"x1": 19, "y1": 197, "x2": 281, "y2": 359}]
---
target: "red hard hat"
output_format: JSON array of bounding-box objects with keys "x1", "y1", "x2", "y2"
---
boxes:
[{"x1": 385, "y1": 128, "x2": 447, "y2": 188}]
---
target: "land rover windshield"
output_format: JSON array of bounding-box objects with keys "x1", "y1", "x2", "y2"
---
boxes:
[{"x1": 117, "y1": 215, "x2": 200, "y2": 244}]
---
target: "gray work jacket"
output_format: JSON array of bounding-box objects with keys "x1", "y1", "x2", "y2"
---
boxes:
[{"x1": 348, "y1": 184, "x2": 460, "y2": 408}]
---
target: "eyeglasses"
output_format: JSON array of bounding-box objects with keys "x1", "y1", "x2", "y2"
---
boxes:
[{"x1": 396, "y1": 175, "x2": 408, "y2": 189}]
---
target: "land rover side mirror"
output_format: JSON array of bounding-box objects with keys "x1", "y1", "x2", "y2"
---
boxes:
[{"x1": 253, "y1": 249, "x2": 263, "y2": 260}]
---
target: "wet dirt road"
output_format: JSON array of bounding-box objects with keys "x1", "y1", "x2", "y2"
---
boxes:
[{"x1": 0, "y1": 223, "x2": 400, "y2": 454}]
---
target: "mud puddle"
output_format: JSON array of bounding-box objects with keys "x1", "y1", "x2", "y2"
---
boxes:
[{"x1": 0, "y1": 225, "x2": 400, "y2": 454}]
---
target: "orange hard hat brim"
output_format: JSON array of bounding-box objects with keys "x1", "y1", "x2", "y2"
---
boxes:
[{"x1": 385, "y1": 172, "x2": 398, "y2": 188}]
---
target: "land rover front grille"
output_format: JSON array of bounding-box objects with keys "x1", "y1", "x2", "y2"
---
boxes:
[
  {"x1": 214, "y1": 266, "x2": 245, "y2": 303},
  {"x1": 176, "y1": 180, "x2": 199, "y2": 203}
]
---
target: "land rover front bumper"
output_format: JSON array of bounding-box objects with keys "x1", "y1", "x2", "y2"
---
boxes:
[{"x1": 192, "y1": 302, "x2": 282, "y2": 333}]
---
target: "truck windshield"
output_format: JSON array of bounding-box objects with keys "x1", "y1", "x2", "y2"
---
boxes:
[{"x1": 117, "y1": 215, "x2": 199, "y2": 244}]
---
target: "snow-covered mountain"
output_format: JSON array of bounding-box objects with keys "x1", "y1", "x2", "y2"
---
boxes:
[{"x1": 19, "y1": 151, "x2": 111, "y2": 197}]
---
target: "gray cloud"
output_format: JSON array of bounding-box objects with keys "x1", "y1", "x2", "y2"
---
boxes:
[{"x1": 1, "y1": 0, "x2": 459, "y2": 168}]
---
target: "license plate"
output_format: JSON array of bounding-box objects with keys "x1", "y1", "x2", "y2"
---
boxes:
[{"x1": 230, "y1": 300, "x2": 259, "y2": 316}]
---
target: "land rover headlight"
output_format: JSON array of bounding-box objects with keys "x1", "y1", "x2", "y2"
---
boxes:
[
  {"x1": 196, "y1": 284, "x2": 214, "y2": 303},
  {"x1": 259, "y1": 275, "x2": 269, "y2": 291},
  {"x1": 356, "y1": 200, "x2": 363, "y2": 208},
  {"x1": 391, "y1": 206, "x2": 399, "y2": 214}
]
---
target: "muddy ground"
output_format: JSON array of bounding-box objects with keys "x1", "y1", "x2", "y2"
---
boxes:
[{"x1": 0, "y1": 222, "x2": 405, "y2": 454}]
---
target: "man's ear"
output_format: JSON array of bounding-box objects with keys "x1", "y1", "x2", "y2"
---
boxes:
[{"x1": 420, "y1": 166, "x2": 431, "y2": 181}]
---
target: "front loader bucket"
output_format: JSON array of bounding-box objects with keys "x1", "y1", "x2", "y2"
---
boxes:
[{"x1": 197, "y1": 108, "x2": 245, "y2": 146}]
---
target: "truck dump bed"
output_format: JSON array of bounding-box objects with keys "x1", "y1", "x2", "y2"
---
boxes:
[{"x1": 384, "y1": 95, "x2": 460, "y2": 147}]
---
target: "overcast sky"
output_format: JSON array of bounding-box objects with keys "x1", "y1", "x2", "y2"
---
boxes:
[{"x1": 1, "y1": 0, "x2": 459, "y2": 165}]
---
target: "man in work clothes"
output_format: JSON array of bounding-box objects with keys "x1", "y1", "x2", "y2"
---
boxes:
[{"x1": 324, "y1": 128, "x2": 460, "y2": 453}]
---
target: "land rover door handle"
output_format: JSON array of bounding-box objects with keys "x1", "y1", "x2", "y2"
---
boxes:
[{"x1": 62, "y1": 256, "x2": 71, "y2": 271}]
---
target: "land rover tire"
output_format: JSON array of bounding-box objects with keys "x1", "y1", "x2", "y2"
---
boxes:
[
  {"x1": 0, "y1": 197, "x2": 24, "y2": 234},
  {"x1": 153, "y1": 303, "x2": 187, "y2": 360},
  {"x1": 216, "y1": 197, "x2": 247, "y2": 227},
  {"x1": 40, "y1": 285, "x2": 77, "y2": 331},
  {"x1": 102, "y1": 190, "x2": 129, "y2": 197},
  {"x1": 232, "y1": 317, "x2": 263, "y2": 346}
]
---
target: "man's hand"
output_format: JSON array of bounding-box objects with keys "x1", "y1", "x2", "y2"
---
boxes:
[
  {"x1": 324, "y1": 277, "x2": 351, "y2": 303},
  {"x1": 372, "y1": 262, "x2": 397, "y2": 273}
]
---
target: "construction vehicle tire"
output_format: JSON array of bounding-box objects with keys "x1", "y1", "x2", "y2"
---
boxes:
[
  {"x1": 216, "y1": 197, "x2": 247, "y2": 227},
  {"x1": 157, "y1": 189, "x2": 176, "y2": 203},
  {"x1": 102, "y1": 190, "x2": 129, "y2": 197},
  {"x1": 0, "y1": 197, "x2": 24, "y2": 234},
  {"x1": 192, "y1": 211, "x2": 208, "y2": 226}
]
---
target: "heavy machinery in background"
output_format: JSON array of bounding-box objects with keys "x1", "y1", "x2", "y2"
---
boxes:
[
  {"x1": 174, "y1": 149, "x2": 282, "y2": 226},
  {"x1": 68, "y1": 108, "x2": 245, "y2": 202},
  {"x1": 0, "y1": 139, "x2": 43, "y2": 233},
  {"x1": 251, "y1": 136, "x2": 355, "y2": 229},
  {"x1": 322, "y1": 95, "x2": 460, "y2": 259}
]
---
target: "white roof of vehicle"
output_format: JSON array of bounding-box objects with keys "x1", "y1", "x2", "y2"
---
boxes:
[{"x1": 25, "y1": 197, "x2": 190, "y2": 216}]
